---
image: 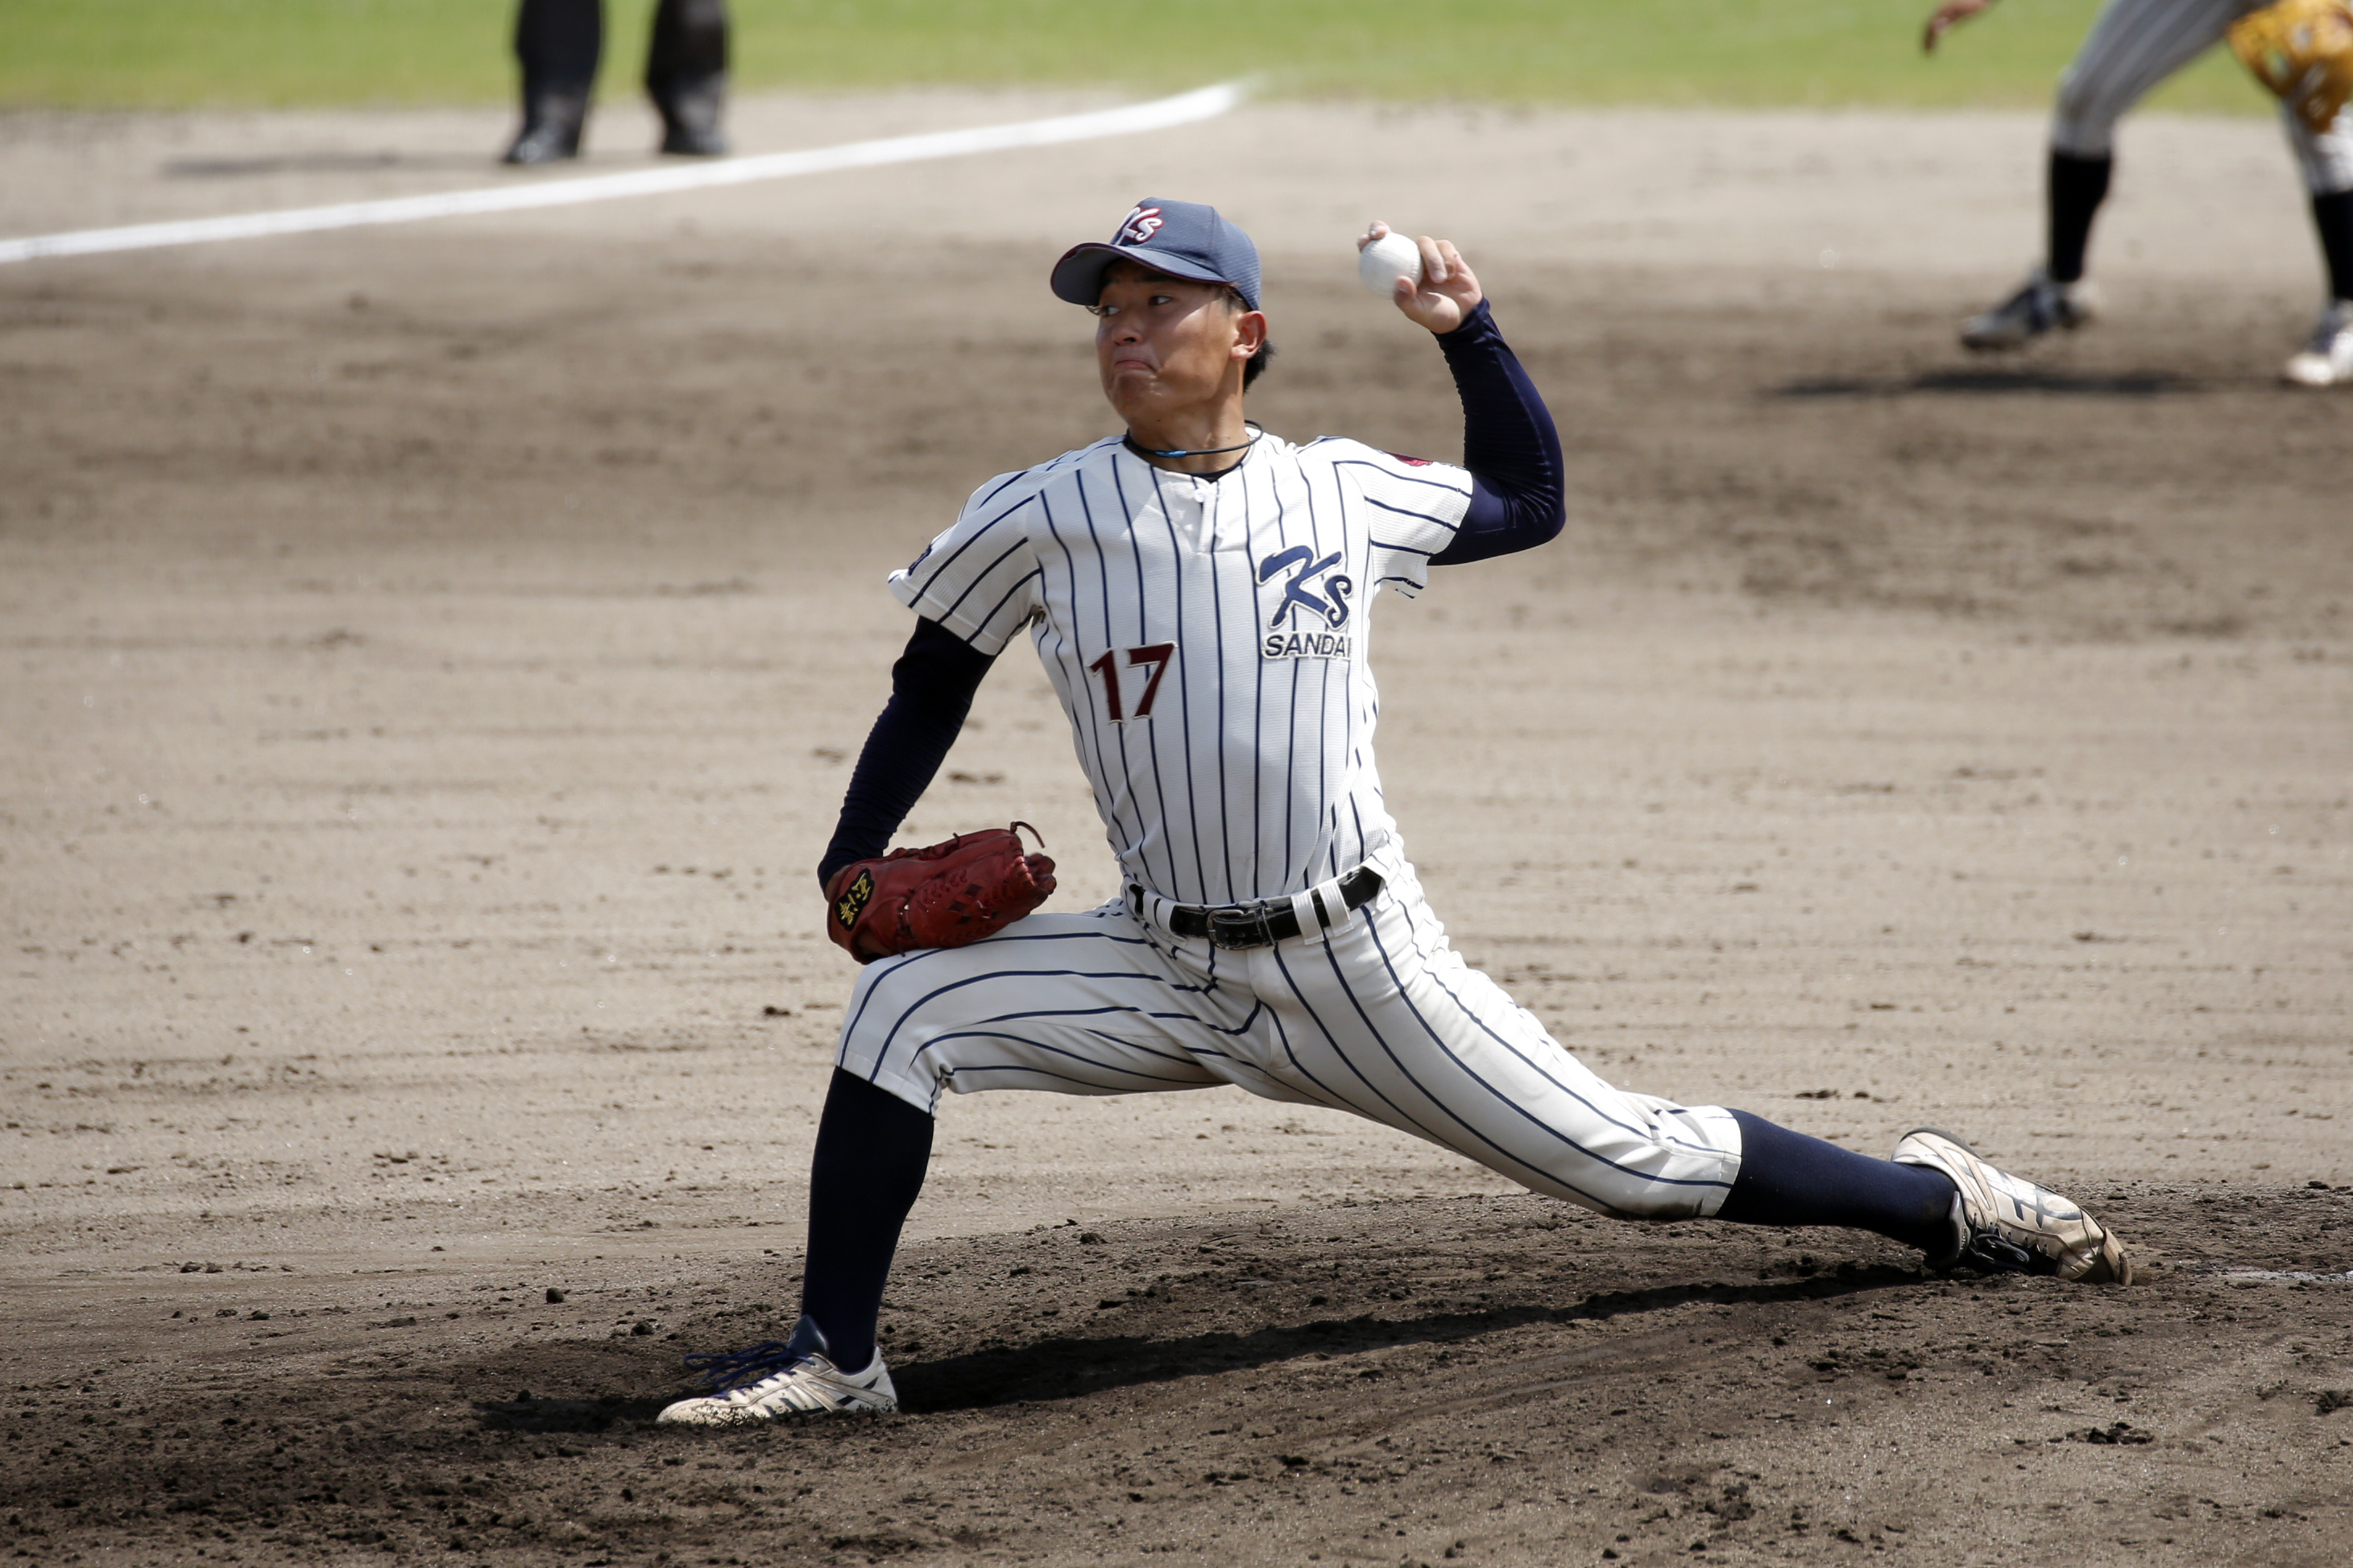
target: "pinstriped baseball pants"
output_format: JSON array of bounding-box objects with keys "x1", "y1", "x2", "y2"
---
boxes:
[
  {"x1": 2054, "y1": 0, "x2": 2353, "y2": 193},
  {"x1": 833, "y1": 860, "x2": 1745, "y2": 1223}
]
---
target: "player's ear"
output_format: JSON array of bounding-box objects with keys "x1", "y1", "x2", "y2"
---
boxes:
[{"x1": 1231, "y1": 309, "x2": 1267, "y2": 359}]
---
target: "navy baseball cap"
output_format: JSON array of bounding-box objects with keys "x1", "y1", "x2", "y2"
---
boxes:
[{"x1": 1050, "y1": 198, "x2": 1261, "y2": 312}]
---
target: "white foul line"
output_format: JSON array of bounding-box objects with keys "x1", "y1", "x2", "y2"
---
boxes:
[{"x1": 0, "y1": 81, "x2": 1244, "y2": 267}]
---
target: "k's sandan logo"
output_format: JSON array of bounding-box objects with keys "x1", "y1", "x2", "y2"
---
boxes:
[
  {"x1": 1257, "y1": 545, "x2": 1355, "y2": 662},
  {"x1": 832, "y1": 867, "x2": 875, "y2": 933},
  {"x1": 1116, "y1": 205, "x2": 1164, "y2": 246},
  {"x1": 1258, "y1": 545, "x2": 1354, "y2": 630}
]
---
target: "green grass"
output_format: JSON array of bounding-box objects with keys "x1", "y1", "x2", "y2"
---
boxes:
[{"x1": 0, "y1": 0, "x2": 2268, "y2": 115}]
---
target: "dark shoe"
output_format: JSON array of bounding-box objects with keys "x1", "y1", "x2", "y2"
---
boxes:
[
  {"x1": 1958, "y1": 267, "x2": 2099, "y2": 351},
  {"x1": 502, "y1": 91, "x2": 589, "y2": 165},
  {"x1": 655, "y1": 77, "x2": 727, "y2": 157},
  {"x1": 659, "y1": 120, "x2": 728, "y2": 157},
  {"x1": 503, "y1": 122, "x2": 580, "y2": 164}
]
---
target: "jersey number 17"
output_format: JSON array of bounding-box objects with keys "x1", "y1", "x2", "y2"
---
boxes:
[{"x1": 1087, "y1": 643, "x2": 1175, "y2": 722}]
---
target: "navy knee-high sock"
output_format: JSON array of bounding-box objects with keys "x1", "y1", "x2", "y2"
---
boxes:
[
  {"x1": 2048, "y1": 150, "x2": 2111, "y2": 285},
  {"x1": 2312, "y1": 189, "x2": 2353, "y2": 302},
  {"x1": 1715, "y1": 1110, "x2": 1957, "y2": 1255},
  {"x1": 796, "y1": 1068, "x2": 933, "y2": 1370}
]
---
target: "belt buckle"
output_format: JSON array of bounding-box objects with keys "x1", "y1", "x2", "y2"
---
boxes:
[{"x1": 1207, "y1": 903, "x2": 1276, "y2": 950}]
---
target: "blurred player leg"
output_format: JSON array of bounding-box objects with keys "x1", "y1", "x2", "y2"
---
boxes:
[
  {"x1": 646, "y1": 0, "x2": 730, "y2": 156},
  {"x1": 2044, "y1": 149, "x2": 2111, "y2": 288},
  {"x1": 1964, "y1": 0, "x2": 2244, "y2": 347},
  {"x1": 2283, "y1": 101, "x2": 2353, "y2": 383},
  {"x1": 2048, "y1": 0, "x2": 2243, "y2": 163},
  {"x1": 505, "y1": 0, "x2": 602, "y2": 165}
]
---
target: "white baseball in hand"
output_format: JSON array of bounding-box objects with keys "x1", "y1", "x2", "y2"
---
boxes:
[{"x1": 1358, "y1": 231, "x2": 1423, "y2": 296}]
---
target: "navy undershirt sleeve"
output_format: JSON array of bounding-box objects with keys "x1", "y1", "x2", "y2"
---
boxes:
[
  {"x1": 1427, "y1": 298, "x2": 1566, "y2": 567},
  {"x1": 816, "y1": 617, "x2": 996, "y2": 888}
]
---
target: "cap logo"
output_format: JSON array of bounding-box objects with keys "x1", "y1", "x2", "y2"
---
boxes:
[{"x1": 1116, "y1": 205, "x2": 1164, "y2": 246}]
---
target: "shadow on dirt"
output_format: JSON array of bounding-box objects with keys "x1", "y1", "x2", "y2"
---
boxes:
[
  {"x1": 1767, "y1": 367, "x2": 2202, "y2": 399},
  {"x1": 161, "y1": 151, "x2": 494, "y2": 178},
  {"x1": 473, "y1": 1393, "x2": 673, "y2": 1433},
  {"x1": 450, "y1": 1264, "x2": 1930, "y2": 1427},
  {"x1": 17, "y1": 1194, "x2": 2352, "y2": 1567},
  {"x1": 895, "y1": 1264, "x2": 1923, "y2": 1414}
]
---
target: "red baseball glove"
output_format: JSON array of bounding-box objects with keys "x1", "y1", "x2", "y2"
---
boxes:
[{"x1": 822, "y1": 822, "x2": 1057, "y2": 963}]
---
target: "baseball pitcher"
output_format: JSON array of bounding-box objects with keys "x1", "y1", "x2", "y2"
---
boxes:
[{"x1": 657, "y1": 201, "x2": 2131, "y2": 1425}]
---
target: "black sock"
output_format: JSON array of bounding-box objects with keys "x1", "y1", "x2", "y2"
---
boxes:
[
  {"x1": 2312, "y1": 190, "x2": 2353, "y2": 302},
  {"x1": 514, "y1": 0, "x2": 602, "y2": 108},
  {"x1": 1715, "y1": 1110, "x2": 1957, "y2": 1255},
  {"x1": 647, "y1": 0, "x2": 728, "y2": 95},
  {"x1": 2048, "y1": 150, "x2": 2112, "y2": 286},
  {"x1": 797, "y1": 1067, "x2": 933, "y2": 1370}
]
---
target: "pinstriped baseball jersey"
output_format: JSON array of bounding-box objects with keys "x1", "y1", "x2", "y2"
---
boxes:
[{"x1": 889, "y1": 431, "x2": 1474, "y2": 908}]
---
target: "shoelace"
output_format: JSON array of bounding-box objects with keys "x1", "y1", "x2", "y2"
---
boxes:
[{"x1": 681, "y1": 1341, "x2": 810, "y2": 1394}]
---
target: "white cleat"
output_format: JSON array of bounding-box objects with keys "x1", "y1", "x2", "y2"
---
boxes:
[
  {"x1": 1892, "y1": 1127, "x2": 2132, "y2": 1285},
  {"x1": 1960, "y1": 267, "x2": 2100, "y2": 351},
  {"x1": 657, "y1": 1326, "x2": 898, "y2": 1425},
  {"x1": 2281, "y1": 300, "x2": 2353, "y2": 387}
]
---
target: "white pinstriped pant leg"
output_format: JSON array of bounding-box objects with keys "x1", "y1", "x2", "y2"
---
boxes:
[
  {"x1": 2050, "y1": 0, "x2": 2250, "y2": 159},
  {"x1": 835, "y1": 900, "x2": 1313, "y2": 1115},
  {"x1": 2286, "y1": 101, "x2": 2353, "y2": 197},
  {"x1": 2051, "y1": 0, "x2": 2353, "y2": 197},
  {"x1": 1235, "y1": 864, "x2": 1742, "y2": 1223},
  {"x1": 834, "y1": 873, "x2": 1744, "y2": 1223}
]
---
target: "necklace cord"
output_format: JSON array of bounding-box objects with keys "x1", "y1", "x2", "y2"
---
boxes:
[{"x1": 1125, "y1": 423, "x2": 1263, "y2": 461}]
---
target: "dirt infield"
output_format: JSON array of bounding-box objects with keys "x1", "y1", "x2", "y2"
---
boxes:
[{"x1": 2, "y1": 95, "x2": 2349, "y2": 1566}]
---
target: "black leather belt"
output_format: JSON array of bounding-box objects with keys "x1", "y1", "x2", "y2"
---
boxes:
[{"x1": 1151, "y1": 867, "x2": 1384, "y2": 950}]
